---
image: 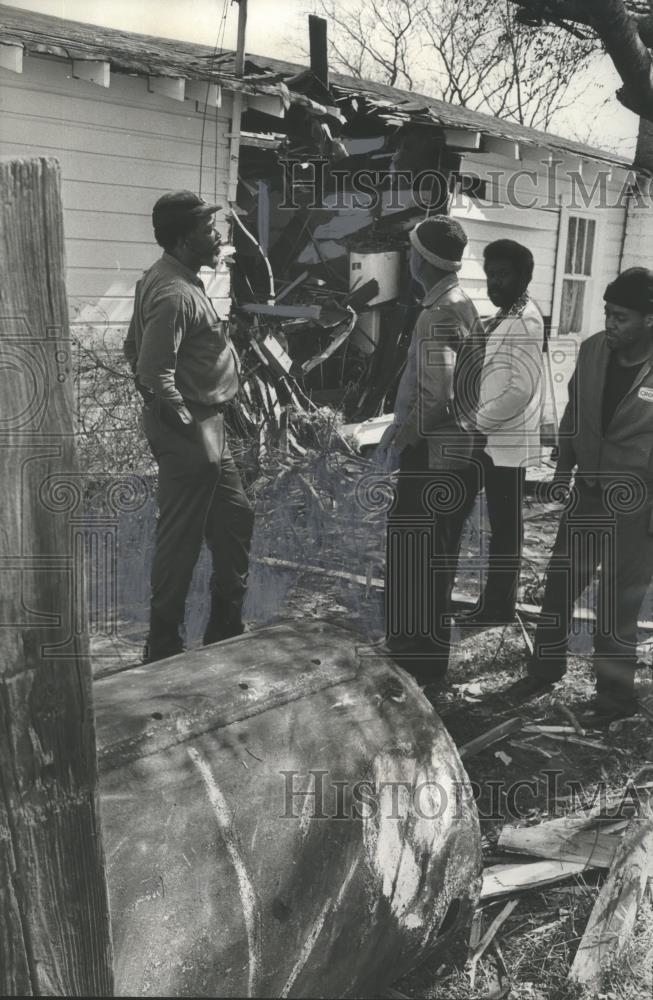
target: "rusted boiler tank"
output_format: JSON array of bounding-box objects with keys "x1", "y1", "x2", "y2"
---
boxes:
[{"x1": 94, "y1": 620, "x2": 481, "y2": 997}]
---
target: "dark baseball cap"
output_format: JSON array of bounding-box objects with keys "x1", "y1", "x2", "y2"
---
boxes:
[{"x1": 152, "y1": 190, "x2": 222, "y2": 228}]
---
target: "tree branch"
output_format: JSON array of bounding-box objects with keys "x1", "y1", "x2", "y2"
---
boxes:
[{"x1": 508, "y1": 0, "x2": 653, "y2": 120}]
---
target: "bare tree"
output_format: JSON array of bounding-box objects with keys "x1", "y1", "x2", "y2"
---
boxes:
[
  {"x1": 311, "y1": 0, "x2": 596, "y2": 129},
  {"x1": 312, "y1": 0, "x2": 424, "y2": 88},
  {"x1": 507, "y1": 1, "x2": 653, "y2": 122}
]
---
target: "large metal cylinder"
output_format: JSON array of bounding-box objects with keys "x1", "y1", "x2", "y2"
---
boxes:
[
  {"x1": 349, "y1": 250, "x2": 401, "y2": 305},
  {"x1": 95, "y1": 620, "x2": 481, "y2": 997}
]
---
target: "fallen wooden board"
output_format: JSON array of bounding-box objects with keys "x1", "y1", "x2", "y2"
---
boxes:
[
  {"x1": 481, "y1": 860, "x2": 588, "y2": 900},
  {"x1": 498, "y1": 816, "x2": 626, "y2": 869},
  {"x1": 568, "y1": 802, "x2": 653, "y2": 989}
]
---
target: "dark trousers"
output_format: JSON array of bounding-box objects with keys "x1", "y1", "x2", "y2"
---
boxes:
[
  {"x1": 531, "y1": 483, "x2": 653, "y2": 703},
  {"x1": 386, "y1": 441, "x2": 479, "y2": 675},
  {"x1": 142, "y1": 402, "x2": 254, "y2": 642},
  {"x1": 478, "y1": 454, "x2": 526, "y2": 620}
]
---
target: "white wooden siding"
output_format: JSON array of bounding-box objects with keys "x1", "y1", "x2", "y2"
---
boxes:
[
  {"x1": 450, "y1": 197, "x2": 558, "y2": 318},
  {"x1": 0, "y1": 53, "x2": 234, "y2": 340},
  {"x1": 621, "y1": 200, "x2": 653, "y2": 272},
  {"x1": 455, "y1": 151, "x2": 628, "y2": 338}
]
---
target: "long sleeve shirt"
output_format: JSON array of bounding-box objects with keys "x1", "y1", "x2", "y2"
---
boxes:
[
  {"x1": 393, "y1": 274, "x2": 482, "y2": 455},
  {"x1": 123, "y1": 252, "x2": 239, "y2": 407}
]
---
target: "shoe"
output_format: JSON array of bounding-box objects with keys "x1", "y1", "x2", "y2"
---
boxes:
[
  {"x1": 203, "y1": 594, "x2": 246, "y2": 645},
  {"x1": 142, "y1": 637, "x2": 184, "y2": 664},
  {"x1": 144, "y1": 612, "x2": 184, "y2": 664}
]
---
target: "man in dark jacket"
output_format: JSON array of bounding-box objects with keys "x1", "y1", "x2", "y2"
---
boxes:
[
  {"x1": 124, "y1": 191, "x2": 254, "y2": 663},
  {"x1": 525, "y1": 268, "x2": 653, "y2": 719},
  {"x1": 377, "y1": 216, "x2": 485, "y2": 684}
]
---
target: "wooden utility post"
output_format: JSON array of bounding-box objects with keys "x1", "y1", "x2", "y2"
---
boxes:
[{"x1": 0, "y1": 158, "x2": 114, "y2": 995}]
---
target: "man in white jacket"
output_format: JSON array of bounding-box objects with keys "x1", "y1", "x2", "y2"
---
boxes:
[{"x1": 460, "y1": 239, "x2": 544, "y2": 627}]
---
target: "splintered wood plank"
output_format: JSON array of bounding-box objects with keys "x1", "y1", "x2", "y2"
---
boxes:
[
  {"x1": 568, "y1": 803, "x2": 653, "y2": 989},
  {"x1": 0, "y1": 157, "x2": 113, "y2": 995},
  {"x1": 481, "y1": 860, "x2": 587, "y2": 900},
  {"x1": 498, "y1": 816, "x2": 625, "y2": 869}
]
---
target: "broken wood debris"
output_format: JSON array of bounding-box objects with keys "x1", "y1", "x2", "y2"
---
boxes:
[
  {"x1": 473, "y1": 782, "x2": 653, "y2": 991},
  {"x1": 459, "y1": 718, "x2": 524, "y2": 760},
  {"x1": 552, "y1": 700, "x2": 586, "y2": 736},
  {"x1": 568, "y1": 798, "x2": 653, "y2": 990},
  {"x1": 536, "y1": 732, "x2": 608, "y2": 750},
  {"x1": 481, "y1": 859, "x2": 588, "y2": 900},
  {"x1": 508, "y1": 739, "x2": 554, "y2": 760},
  {"x1": 468, "y1": 899, "x2": 519, "y2": 983},
  {"x1": 497, "y1": 815, "x2": 626, "y2": 869}
]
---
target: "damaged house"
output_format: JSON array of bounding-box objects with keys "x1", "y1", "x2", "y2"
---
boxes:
[{"x1": 1, "y1": 3, "x2": 651, "y2": 454}]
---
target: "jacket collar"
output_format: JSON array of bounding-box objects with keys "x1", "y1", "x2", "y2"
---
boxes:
[
  {"x1": 161, "y1": 251, "x2": 204, "y2": 287},
  {"x1": 421, "y1": 273, "x2": 459, "y2": 307},
  {"x1": 593, "y1": 334, "x2": 653, "y2": 425},
  {"x1": 603, "y1": 334, "x2": 653, "y2": 393}
]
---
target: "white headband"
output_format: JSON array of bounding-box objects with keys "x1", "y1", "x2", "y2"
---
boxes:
[{"x1": 409, "y1": 226, "x2": 462, "y2": 272}]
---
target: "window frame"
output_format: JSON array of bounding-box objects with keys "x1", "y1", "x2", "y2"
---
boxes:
[{"x1": 551, "y1": 206, "x2": 603, "y2": 339}]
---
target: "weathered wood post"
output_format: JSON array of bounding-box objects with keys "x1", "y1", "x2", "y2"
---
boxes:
[{"x1": 0, "y1": 158, "x2": 114, "y2": 995}]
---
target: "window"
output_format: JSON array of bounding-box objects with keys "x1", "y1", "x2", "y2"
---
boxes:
[
  {"x1": 559, "y1": 216, "x2": 596, "y2": 335},
  {"x1": 449, "y1": 172, "x2": 487, "y2": 200}
]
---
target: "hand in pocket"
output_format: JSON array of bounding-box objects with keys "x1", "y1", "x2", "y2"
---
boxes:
[{"x1": 196, "y1": 413, "x2": 225, "y2": 468}]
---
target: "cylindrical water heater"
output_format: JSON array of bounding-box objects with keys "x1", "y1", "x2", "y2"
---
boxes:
[{"x1": 349, "y1": 249, "x2": 401, "y2": 305}]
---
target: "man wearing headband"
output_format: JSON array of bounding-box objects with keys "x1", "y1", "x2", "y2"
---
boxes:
[
  {"x1": 378, "y1": 215, "x2": 485, "y2": 685},
  {"x1": 524, "y1": 267, "x2": 653, "y2": 720},
  {"x1": 124, "y1": 190, "x2": 254, "y2": 663}
]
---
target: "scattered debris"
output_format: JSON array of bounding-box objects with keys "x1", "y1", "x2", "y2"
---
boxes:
[
  {"x1": 568, "y1": 798, "x2": 653, "y2": 990},
  {"x1": 552, "y1": 700, "x2": 586, "y2": 736},
  {"x1": 508, "y1": 739, "x2": 555, "y2": 760},
  {"x1": 459, "y1": 718, "x2": 524, "y2": 760},
  {"x1": 468, "y1": 899, "x2": 519, "y2": 985}
]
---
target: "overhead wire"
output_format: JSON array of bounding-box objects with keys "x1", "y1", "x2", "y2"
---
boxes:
[{"x1": 198, "y1": 0, "x2": 231, "y2": 198}]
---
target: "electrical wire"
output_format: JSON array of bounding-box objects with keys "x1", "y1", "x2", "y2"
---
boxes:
[{"x1": 199, "y1": 0, "x2": 230, "y2": 197}]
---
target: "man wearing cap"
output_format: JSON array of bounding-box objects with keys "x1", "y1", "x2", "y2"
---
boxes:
[
  {"x1": 524, "y1": 267, "x2": 653, "y2": 720},
  {"x1": 378, "y1": 216, "x2": 485, "y2": 684},
  {"x1": 124, "y1": 190, "x2": 254, "y2": 663},
  {"x1": 459, "y1": 239, "x2": 544, "y2": 628}
]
